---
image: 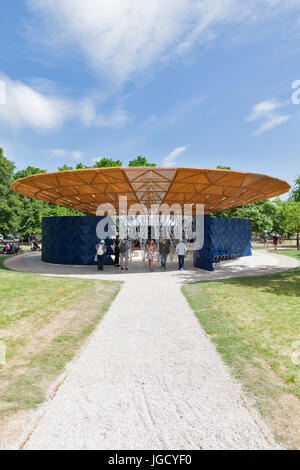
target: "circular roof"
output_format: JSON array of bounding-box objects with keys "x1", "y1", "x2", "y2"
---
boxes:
[{"x1": 12, "y1": 167, "x2": 290, "y2": 214}]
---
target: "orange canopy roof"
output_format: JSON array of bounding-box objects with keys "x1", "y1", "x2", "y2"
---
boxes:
[{"x1": 12, "y1": 167, "x2": 290, "y2": 214}]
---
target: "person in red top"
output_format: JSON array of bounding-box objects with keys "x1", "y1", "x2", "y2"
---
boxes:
[{"x1": 273, "y1": 232, "x2": 279, "y2": 253}]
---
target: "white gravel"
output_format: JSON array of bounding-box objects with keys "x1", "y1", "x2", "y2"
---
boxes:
[{"x1": 24, "y1": 272, "x2": 276, "y2": 450}]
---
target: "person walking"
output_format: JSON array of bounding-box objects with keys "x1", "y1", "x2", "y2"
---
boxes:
[
  {"x1": 176, "y1": 239, "x2": 187, "y2": 271},
  {"x1": 29, "y1": 233, "x2": 34, "y2": 250},
  {"x1": 114, "y1": 235, "x2": 120, "y2": 267},
  {"x1": 263, "y1": 233, "x2": 268, "y2": 247},
  {"x1": 119, "y1": 238, "x2": 129, "y2": 271},
  {"x1": 146, "y1": 239, "x2": 156, "y2": 272},
  {"x1": 159, "y1": 238, "x2": 170, "y2": 271},
  {"x1": 96, "y1": 240, "x2": 106, "y2": 271},
  {"x1": 273, "y1": 232, "x2": 279, "y2": 253}
]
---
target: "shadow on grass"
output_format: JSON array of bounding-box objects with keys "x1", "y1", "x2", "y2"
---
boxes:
[
  {"x1": 180, "y1": 249, "x2": 300, "y2": 298},
  {"x1": 222, "y1": 267, "x2": 300, "y2": 298}
]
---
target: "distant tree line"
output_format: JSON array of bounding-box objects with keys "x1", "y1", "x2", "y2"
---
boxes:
[{"x1": 58, "y1": 155, "x2": 156, "y2": 171}]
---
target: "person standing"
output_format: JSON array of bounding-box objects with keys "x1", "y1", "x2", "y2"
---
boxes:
[
  {"x1": 176, "y1": 239, "x2": 187, "y2": 271},
  {"x1": 119, "y1": 238, "x2": 129, "y2": 271},
  {"x1": 114, "y1": 235, "x2": 120, "y2": 267},
  {"x1": 263, "y1": 233, "x2": 268, "y2": 247},
  {"x1": 96, "y1": 240, "x2": 106, "y2": 271},
  {"x1": 273, "y1": 232, "x2": 279, "y2": 253},
  {"x1": 146, "y1": 239, "x2": 156, "y2": 272},
  {"x1": 159, "y1": 238, "x2": 170, "y2": 271},
  {"x1": 29, "y1": 233, "x2": 34, "y2": 250},
  {"x1": 5, "y1": 242, "x2": 12, "y2": 254}
]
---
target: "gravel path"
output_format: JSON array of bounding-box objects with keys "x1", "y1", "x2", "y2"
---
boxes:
[{"x1": 23, "y1": 270, "x2": 277, "y2": 450}]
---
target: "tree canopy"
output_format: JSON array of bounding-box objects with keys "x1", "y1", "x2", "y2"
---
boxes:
[
  {"x1": 214, "y1": 200, "x2": 280, "y2": 233},
  {"x1": 0, "y1": 148, "x2": 22, "y2": 234},
  {"x1": 290, "y1": 176, "x2": 300, "y2": 202},
  {"x1": 58, "y1": 158, "x2": 123, "y2": 171},
  {"x1": 216, "y1": 165, "x2": 232, "y2": 170},
  {"x1": 128, "y1": 156, "x2": 156, "y2": 167},
  {"x1": 57, "y1": 156, "x2": 155, "y2": 170}
]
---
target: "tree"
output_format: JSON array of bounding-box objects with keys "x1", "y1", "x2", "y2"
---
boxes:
[
  {"x1": 214, "y1": 200, "x2": 279, "y2": 233},
  {"x1": 0, "y1": 148, "x2": 22, "y2": 234},
  {"x1": 216, "y1": 165, "x2": 232, "y2": 170},
  {"x1": 14, "y1": 166, "x2": 48, "y2": 236},
  {"x1": 280, "y1": 200, "x2": 300, "y2": 250},
  {"x1": 290, "y1": 176, "x2": 300, "y2": 202},
  {"x1": 76, "y1": 163, "x2": 89, "y2": 169},
  {"x1": 47, "y1": 204, "x2": 87, "y2": 218},
  {"x1": 14, "y1": 166, "x2": 47, "y2": 179},
  {"x1": 128, "y1": 156, "x2": 156, "y2": 167},
  {"x1": 58, "y1": 164, "x2": 73, "y2": 171},
  {"x1": 93, "y1": 158, "x2": 122, "y2": 168}
]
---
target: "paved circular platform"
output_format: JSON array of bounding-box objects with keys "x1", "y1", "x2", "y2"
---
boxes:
[{"x1": 4, "y1": 249, "x2": 299, "y2": 284}]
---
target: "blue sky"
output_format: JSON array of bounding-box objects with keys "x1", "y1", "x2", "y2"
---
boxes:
[{"x1": 0, "y1": 0, "x2": 300, "y2": 192}]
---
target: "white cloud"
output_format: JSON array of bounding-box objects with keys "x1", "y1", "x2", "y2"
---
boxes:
[
  {"x1": 161, "y1": 146, "x2": 189, "y2": 167},
  {"x1": 71, "y1": 150, "x2": 84, "y2": 161},
  {"x1": 51, "y1": 148, "x2": 68, "y2": 157},
  {"x1": 246, "y1": 99, "x2": 290, "y2": 135},
  {"x1": 0, "y1": 80, "x2": 6, "y2": 104},
  {"x1": 28, "y1": 0, "x2": 300, "y2": 86},
  {"x1": 0, "y1": 74, "x2": 129, "y2": 131},
  {"x1": 50, "y1": 148, "x2": 84, "y2": 161},
  {"x1": 79, "y1": 99, "x2": 129, "y2": 128},
  {"x1": 94, "y1": 109, "x2": 129, "y2": 129},
  {"x1": 0, "y1": 74, "x2": 72, "y2": 130}
]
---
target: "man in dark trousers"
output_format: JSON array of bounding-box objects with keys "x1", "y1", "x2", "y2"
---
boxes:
[
  {"x1": 159, "y1": 238, "x2": 170, "y2": 271},
  {"x1": 97, "y1": 240, "x2": 106, "y2": 270},
  {"x1": 114, "y1": 235, "x2": 120, "y2": 267}
]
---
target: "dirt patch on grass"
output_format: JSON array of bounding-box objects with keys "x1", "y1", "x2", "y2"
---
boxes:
[
  {"x1": 0, "y1": 281, "x2": 121, "y2": 449},
  {"x1": 243, "y1": 355, "x2": 300, "y2": 449}
]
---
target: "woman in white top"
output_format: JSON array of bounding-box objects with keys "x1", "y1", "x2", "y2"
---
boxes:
[
  {"x1": 96, "y1": 240, "x2": 107, "y2": 271},
  {"x1": 145, "y1": 239, "x2": 157, "y2": 272}
]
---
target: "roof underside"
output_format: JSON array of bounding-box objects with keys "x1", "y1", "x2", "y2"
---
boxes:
[{"x1": 12, "y1": 167, "x2": 290, "y2": 215}]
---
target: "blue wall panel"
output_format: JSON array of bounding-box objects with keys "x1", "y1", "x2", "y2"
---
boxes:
[
  {"x1": 42, "y1": 216, "x2": 114, "y2": 265},
  {"x1": 43, "y1": 215, "x2": 251, "y2": 270},
  {"x1": 193, "y1": 215, "x2": 252, "y2": 271}
]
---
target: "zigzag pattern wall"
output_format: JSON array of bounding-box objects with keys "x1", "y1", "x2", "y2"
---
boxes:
[
  {"x1": 42, "y1": 216, "x2": 114, "y2": 265},
  {"x1": 193, "y1": 215, "x2": 252, "y2": 271}
]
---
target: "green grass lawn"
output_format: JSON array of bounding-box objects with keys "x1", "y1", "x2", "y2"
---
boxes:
[
  {"x1": 183, "y1": 249, "x2": 300, "y2": 448},
  {"x1": 0, "y1": 255, "x2": 121, "y2": 448}
]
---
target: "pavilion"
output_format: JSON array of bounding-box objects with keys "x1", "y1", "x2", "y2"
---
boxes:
[{"x1": 12, "y1": 167, "x2": 290, "y2": 271}]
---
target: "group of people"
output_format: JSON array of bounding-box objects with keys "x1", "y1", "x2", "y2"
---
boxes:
[
  {"x1": 144, "y1": 238, "x2": 188, "y2": 272},
  {"x1": 95, "y1": 237, "x2": 188, "y2": 272},
  {"x1": 96, "y1": 236, "x2": 131, "y2": 271},
  {"x1": 2, "y1": 241, "x2": 23, "y2": 255}
]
